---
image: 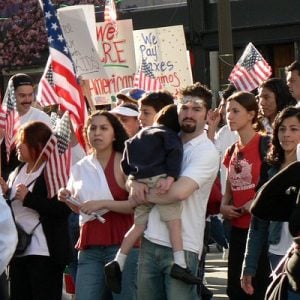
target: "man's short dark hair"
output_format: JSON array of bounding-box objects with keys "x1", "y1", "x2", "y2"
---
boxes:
[
  {"x1": 286, "y1": 61, "x2": 300, "y2": 76},
  {"x1": 139, "y1": 91, "x2": 174, "y2": 112},
  {"x1": 12, "y1": 73, "x2": 34, "y2": 90},
  {"x1": 179, "y1": 82, "x2": 213, "y2": 109}
]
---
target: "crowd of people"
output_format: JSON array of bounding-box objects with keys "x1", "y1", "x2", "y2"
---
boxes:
[{"x1": 0, "y1": 61, "x2": 300, "y2": 300}]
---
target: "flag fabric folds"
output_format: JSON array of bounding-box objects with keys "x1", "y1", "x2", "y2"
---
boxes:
[
  {"x1": 41, "y1": 0, "x2": 87, "y2": 149},
  {"x1": 1, "y1": 80, "x2": 20, "y2": 161},
  {"x1": 43, "y1": 111, "x2": 71, "y2": 198},
  {"x1": 228, "y1": 42, "x2": 272, "y2": 92},
  {"x1": 36, "y1": 56, "x2": 59, "y2": 107},
  {"x1": 134, "y1": 59, "x2": 163, "y2": 92},
  {"x1": 104, "y1": 0, "x2": 117, "y2": 24}
]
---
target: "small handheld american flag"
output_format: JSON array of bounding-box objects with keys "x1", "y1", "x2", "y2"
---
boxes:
[
  {"x1": 43, "y1": 111, "x2": 71, "y2": 198},
  {"x1": 1, "y1": 79, "x2": 20, "y2": 162},
  {"x1": 134, "y1": 59, "x2": 163, "y2": 92},
  {"x1": 229, "y1": 42, "x2": 272, "y2": 92}
]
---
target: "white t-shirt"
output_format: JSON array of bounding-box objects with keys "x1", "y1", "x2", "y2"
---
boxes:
[
  {"x1": 269, "y1": 222, "x2": 293, "y2": 256},
  {"x1": 9, "y1": 163, "x2": 50, "y2": 257},
  {"x1": 144, "y1": 131, "x2": 219, "y2": 256},
  {"x1": 214, "y1": 125, "x2": 239, "y2": 194},
  {"x1": 20, "y1": 106, "x2": 52, "y2": 129}
]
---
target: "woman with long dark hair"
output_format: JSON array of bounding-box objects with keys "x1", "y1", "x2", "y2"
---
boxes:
[
  {"x1": 220, "y1": 91, "x2": 270, "y2": 299},
  {"x1": 241, "y1": 106, "x2": 300, "y2": 297},
  {"x1": 258, "y1": 78, "x2": 296, "y2": 134},
  {"x1": 58, "y1": 111, "x2": 138, "y2": 300},
  {"x1": 1, "y1": 121, "x2": 72, "y2": 300}
]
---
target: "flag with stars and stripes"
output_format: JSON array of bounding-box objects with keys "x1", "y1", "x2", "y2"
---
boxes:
[
  {"x1": 37, "y1": 55, "x2": 59, "y2": 107},
  {"x1": 1, "y1": 79, "x2": 20, "y2": 162},
  {"x1": 43, "y1": 111, "x2": 71, "y2": 198},
  {"x1": 41, "y1": 0, "x2": 87, "y2": 150},
  {"x1": 229, "y1": 42, "x2": 272, "y2": 91},
  {"x1": 104, "y1": 0, "x2": 117, "y2": 24},
  {"x1": 134, "y1": 59, "x2": 163, "y2": 92}
]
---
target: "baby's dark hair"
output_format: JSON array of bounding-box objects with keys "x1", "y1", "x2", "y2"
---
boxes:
[{"x1": 154, "y1": 104, "x2": 180, "y2": 133}]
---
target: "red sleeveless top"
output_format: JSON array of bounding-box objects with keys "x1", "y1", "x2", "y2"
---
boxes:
[{"x1": 76, "y1": 151, "x2": 133, "y2": 249}]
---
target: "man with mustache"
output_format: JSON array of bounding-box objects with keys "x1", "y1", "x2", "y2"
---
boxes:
[
  {"x1": 129, "y1": 82, "x2": 219, "y2": 300},
  {"x1": 1, "y1": 73, "x2": 51, "y2": 180}
]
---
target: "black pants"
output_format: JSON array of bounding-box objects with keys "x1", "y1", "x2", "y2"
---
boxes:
[
  {"x1": 9, "y1": 255, "x2": 65, "y2": 300},
  {"x1": 227, "y1": 226, "x2": 270, "y2": 300}
]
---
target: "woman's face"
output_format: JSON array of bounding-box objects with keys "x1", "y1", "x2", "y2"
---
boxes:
[
  {"x1": 138, "y1": 104, "x2": 157, "y2": 127},
  {"x1": 278, "y1": 116, "x2": 300, "y2": 154},
  {"x1": 226, "y1": 100, "x2": 255, "y2": 132},
  {"x1": 258, "y1": 87, "x2": 278, "y2": 121},
  {"x1": 87, "y1": 115, "x2": 115, "y2": 152},
  {"x1": 16, "y1": 141, "x2": 33, "y2": 163}
]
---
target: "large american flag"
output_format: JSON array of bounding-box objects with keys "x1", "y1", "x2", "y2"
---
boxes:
[
  {"x1": 134, "y1": 59, "x2": 163, "y2": 91},
  {"x1": 43, "y1": 111, "x2": 71, "y2": 198},
  {"x1": 41, "y1": 0, "x2": 87, "y2": 149},
  {"x1": 1, "y1": 80, "x2": 20, "y2": 161},
  {"x1": 36, "y1": 55, "x2": 59, "y2": 107},
  {"x1": 228, "y1": 42, "x2": 272, "y2": 91}
]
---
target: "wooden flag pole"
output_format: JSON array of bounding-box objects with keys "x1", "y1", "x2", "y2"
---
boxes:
[{"x1": 81, "y1": 79, "x2": 96, "y2": 112}]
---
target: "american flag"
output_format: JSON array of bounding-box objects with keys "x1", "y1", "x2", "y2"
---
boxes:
[
  {"x1": 1, "y1": 80, "x2": 20, "y2": 161},
  {"x1": 41, "y1": 0, "x2": 87, "y2": 150},
  {"x1": 229, "y1": 42, "x2": 272, "y2": 92},
  {"x1": 0, "y1": 93, "x2": 5, "y2": 130},
  {"x1": 36, "y1": 55, "x2": 59, "y2": 107},
  {"x1": 104, "y1": 0, "x2": 117, "y2": 24},
  {"x1": 134, "y1": 59, "x2": 163, "y2": 91},
  {"x1": 43, "y1": 111, "x2": 71, "y2": 198}
]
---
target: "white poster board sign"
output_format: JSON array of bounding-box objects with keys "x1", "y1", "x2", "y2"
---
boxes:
[
  {"x1": 133, "y1": 25, "x2": 193, "y2": 95},
  {"x1": 86, "y1": 19, "x2": 136, "y2": 105},
  {"x1": 57, "y1": 5, "x2": 106, "y2": 80}
]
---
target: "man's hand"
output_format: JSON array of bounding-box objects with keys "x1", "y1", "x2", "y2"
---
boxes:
[
  {"x1": 128, "y1": 180, "x2": 149, "y2": 204},
  {"x1": 156, "y1": 176, "x2": 174, "y2": 195}
]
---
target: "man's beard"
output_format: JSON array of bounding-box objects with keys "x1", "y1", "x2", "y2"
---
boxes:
[{"x1": 181, "y1": 123, "x2": 196, "y2": 133}]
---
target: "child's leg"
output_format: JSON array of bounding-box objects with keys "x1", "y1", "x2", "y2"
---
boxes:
[
  {"x1": 113, "y1": 203, "x2": 151, "y2": 271},
  {"x1": 165, "y1": 218, "x2": 186, "y2": 268},
  {"x1": 115, "y1": 223, "x2": 146, "y2": 270}
]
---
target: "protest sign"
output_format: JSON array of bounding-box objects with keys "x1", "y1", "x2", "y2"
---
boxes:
[
  {"x1": 57, "y1": 5, "x2": 106, "y2": 80},
  {"x1": 87, "y1": 19, "x2": 136, "y2": 105},
  {"x1": 133, "y1": 25, "x2": 193, "y2": 95}
]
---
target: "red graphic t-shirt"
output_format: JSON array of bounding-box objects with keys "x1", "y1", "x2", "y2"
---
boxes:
[{"x1": 223, "y1": 134, "x2": 262, "y2": 229}]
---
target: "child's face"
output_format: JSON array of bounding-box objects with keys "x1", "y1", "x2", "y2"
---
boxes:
[{"x1": 138, "y1": 105, "x2": 157, "y2": 128}]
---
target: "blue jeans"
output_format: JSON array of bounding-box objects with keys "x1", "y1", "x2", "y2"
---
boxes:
[
  {"x1": 137, "y1": 238, "x2": 199, "y2": 300},
  {"x1": 268, "y1": 252, "x2": 284, "y2": 272},
  {"x1": 76, "y1": 245, "x2": 138, "y2": 300}
]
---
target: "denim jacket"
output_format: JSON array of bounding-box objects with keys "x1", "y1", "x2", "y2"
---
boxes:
[{"x1": 242, "y1": 166, "x2": 282, "y2": 276}]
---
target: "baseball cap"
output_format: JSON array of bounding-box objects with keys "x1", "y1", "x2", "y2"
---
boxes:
[
  {"x1": 116, "y1": 88, "x2": 145, "y2": 104},
  {"x1": 110, "y1": 103, "x2": 139, "y2": 117},
  {"x1": 12, "y1": 73, "x2": 34, "y2": 89}
]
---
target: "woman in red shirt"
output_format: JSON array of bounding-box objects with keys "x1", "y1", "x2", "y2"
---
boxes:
[
  {"x1": 58, "y1": 111, "x2": 137, "y2": 300},
  {"x1": 220, "y1": 91, "x2": 270, "y2": 300}
]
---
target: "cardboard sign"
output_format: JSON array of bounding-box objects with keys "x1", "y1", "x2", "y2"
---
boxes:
[
  {"x1": 133, "y1": 25, "x2": 193, "y2": 95},
  {"x1": 57, "y1": 5, "x2": 107, "y2": 80},
  {"x1": 86, "y1": 19, "x2": 136, "y2": 105}
]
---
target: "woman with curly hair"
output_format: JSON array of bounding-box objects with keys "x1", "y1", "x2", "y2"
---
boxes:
[
  {"x1": 258, "y1": 78, "x2": 296, "y2": 134},
  {"x1": 241, "y1": 106, "x2": 300, "y2": 297}
]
